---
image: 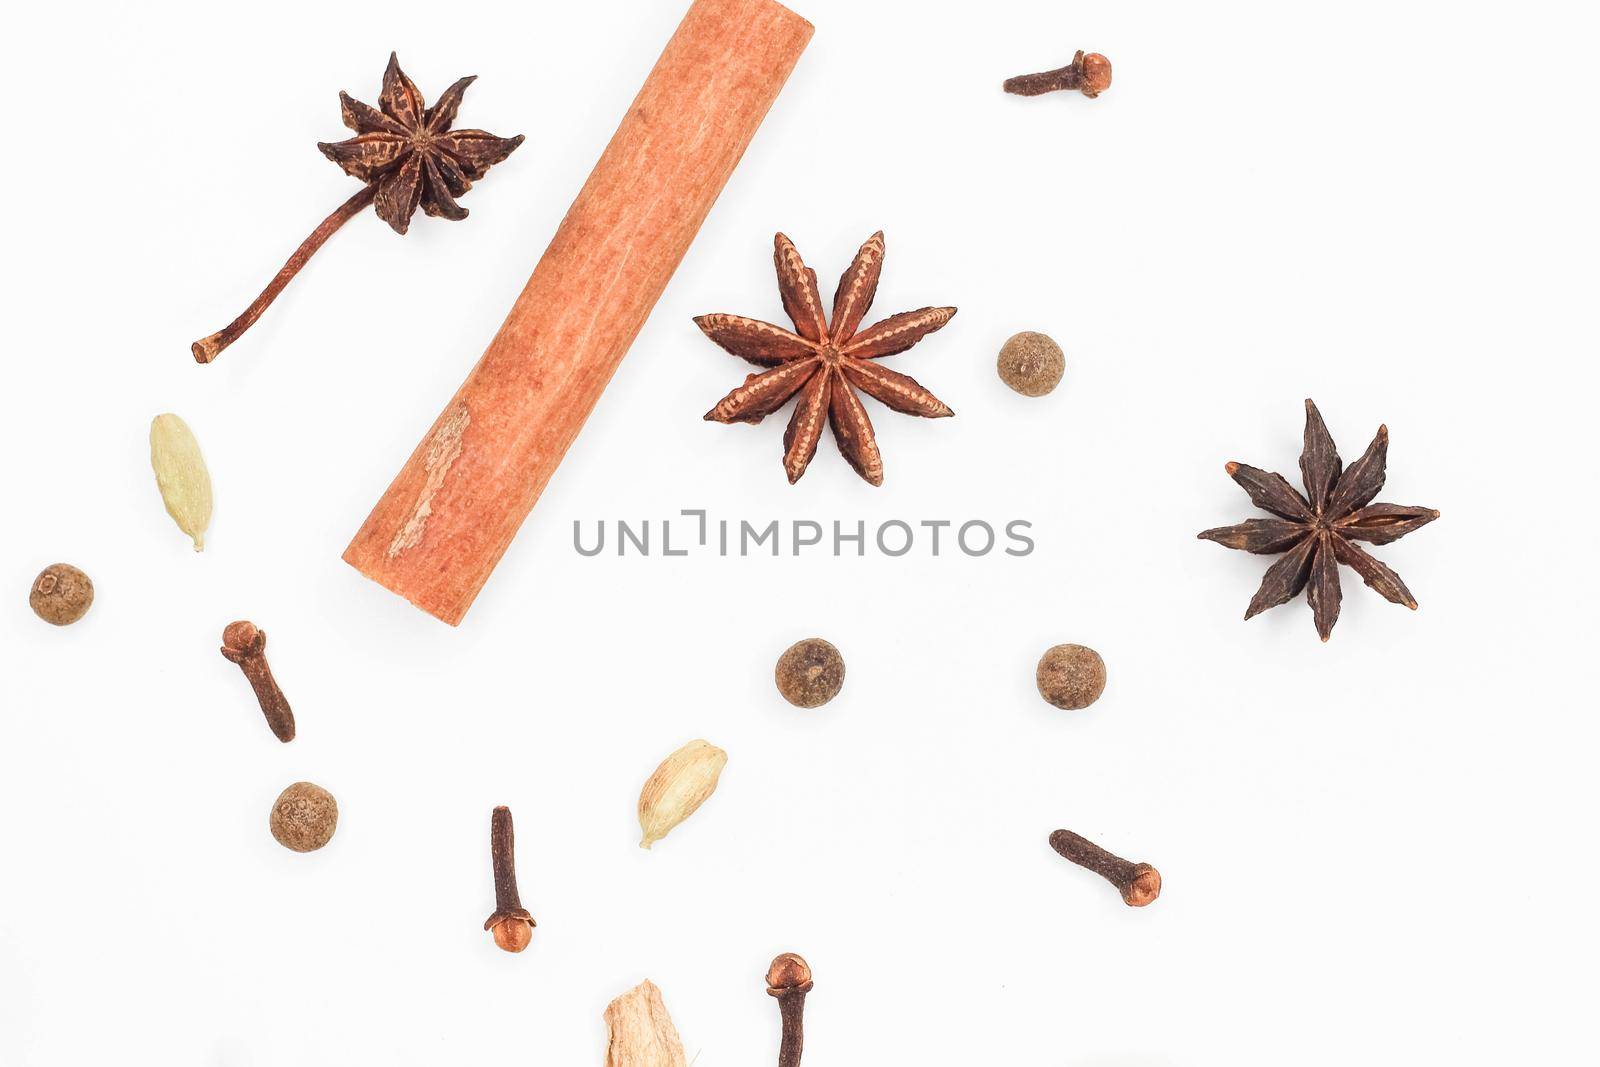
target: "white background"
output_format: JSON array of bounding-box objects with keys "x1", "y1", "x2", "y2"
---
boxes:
[{"x1": 1, "y1": 0, "x2": 1595, "y2": 1063}]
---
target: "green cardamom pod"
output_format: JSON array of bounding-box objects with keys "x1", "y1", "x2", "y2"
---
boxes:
[
  {"x1": 637, "y1": 739, "x2": 727, "y2": 849},
  {"x1": 149, "y1": 414, "x2": 213, "y2": 551}
]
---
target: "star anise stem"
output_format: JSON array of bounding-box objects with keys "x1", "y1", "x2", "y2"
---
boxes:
[{"x1": 191, "y1": 184, "x2": 377, "y2": 364}]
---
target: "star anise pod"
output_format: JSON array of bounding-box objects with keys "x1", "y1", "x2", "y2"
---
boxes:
[
  {"x1": 1198, "y1": 399, "x2": 1440, "y2": 641},
  {"x1": 318, "y1": 53, "x2": 524, "y2": 235},
  {"x1": 193, "y1": 53, "x2": 524, "y2": 363},
  {"x1": 696, "y1": 233, "x2": 956, "y2": 485}
]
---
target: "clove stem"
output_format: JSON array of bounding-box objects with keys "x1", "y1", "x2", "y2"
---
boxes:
[
  {"x1": 778, "y1": 992, "x2": 806, "y2": 1067},
  {"x1": 1004, "y1": 66, "x2": 1082, "y2": 96},
  {"x1": 192, "y1": 184, "x2": 376, "y2": 364},
  {"x1": 491, "y1": 806, "x2": 522, "y2": 912},
  {"x1": 239, "y1": 657, "x2": 295, "y2": 743}
]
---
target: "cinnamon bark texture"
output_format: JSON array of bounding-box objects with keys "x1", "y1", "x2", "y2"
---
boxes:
[{"x1": 344, "y1": 0, "x2": 814, "y2": 624}]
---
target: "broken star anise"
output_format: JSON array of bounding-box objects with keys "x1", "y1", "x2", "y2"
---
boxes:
[
  {"x1": 192, "y1": 53, "x2": 523, "y2": 363},
  {"x1": 1198, "y1": 399, "x2": 1439, "y2": 641},
  {"x1": 696, "y1": 232, "x2": 956, "y2": 485}
]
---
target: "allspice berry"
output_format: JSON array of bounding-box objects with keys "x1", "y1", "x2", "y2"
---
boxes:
[
  {"x1": 29, "y1": 564, "x2": 94, "y2": 626},
  {"x1": 775, "y1": 638, "x2": 846, "y2": 708},
  {"x1": 270, "y1": 781, "x2": 338, "y2": 852},
  {"x1": 1036, "y1": 644, "x2": 1106, "y2": 710},
  {"x1": 997, "y1": 331, "x2": 1066, "y2": 397}
]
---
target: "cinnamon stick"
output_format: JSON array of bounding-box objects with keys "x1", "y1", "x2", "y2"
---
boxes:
[{"x1": 344, "y1": 0, "x2": 813, "y2": 624}]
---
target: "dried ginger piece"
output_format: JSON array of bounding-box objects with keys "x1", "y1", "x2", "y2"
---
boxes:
[{"x1": 604, "y1": 981, "x2": 687, "y2": 1067}]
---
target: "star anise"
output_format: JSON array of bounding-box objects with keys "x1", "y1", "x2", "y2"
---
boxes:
[
  {"x1": 696, "y1": 233, "x2": 956, "y2": 485},
  {"x1": 1198, "y1": 399, "x2": 1439, "y2": 641},
  {"x1": 318, "y1": 53, "x2": 524, "y2": 235},
  {"x1": 193, "y1": 54, "x2": 523, "y2": 363}
]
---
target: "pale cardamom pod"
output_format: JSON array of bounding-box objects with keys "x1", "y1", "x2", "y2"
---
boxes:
[
  {"x1": 638, "y1": 739, "x2": 727, "y2": 849},
  {"x1": 149, "y1": 414, "x2": 213, "y2": 551}
]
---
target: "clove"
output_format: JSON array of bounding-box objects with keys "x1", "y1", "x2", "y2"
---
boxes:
[
  {"x1": 1004, "y1": 50, "x2": 1113, "y2": 99},
  {"x1": 1049, "y1": 829, "x2": 1161, "y2": 906},
  {"x1": 484, "y1": 805, "x2": 536, "y2": 952},
  {"x1": 766, "y1": 953, "x2": 813, "y2": 1067},
  {"x1": 220, "y1": 621, "x2": 295, "y2": 742}
]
